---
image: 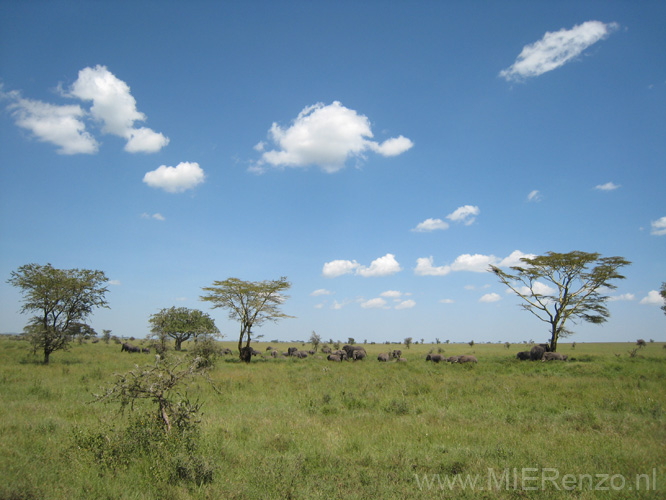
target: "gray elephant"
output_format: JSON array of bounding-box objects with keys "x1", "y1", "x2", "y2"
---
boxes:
[
  {"x1": 391, "y1": 349, "x2": 402, "y2": 359},
  {"x1": 447, "y1": 355, "x2": 461, "y2": 363},
  {"x1": 327, "y1": 354, "x2": 341, "y2": 362},
  {"x1": 542, "y1": 352, "x2": 568, "y2": 361},
  {"x1": 342, "y1": 345, "x2": 366, "y2": 361},
  {"x1": 287, "y1": 347, "x2": 299, "y2": 356},
  {"x1": 530, "y1": 345, "x2": 547, "y2": 361},
  {"x1": 352, "y1": 349, "x2": 366, "y2": 361},
  {"x1": 426, "y1": 354, "x2": 445, "y2": 363},
  {"x1": 453, "y1": 355, "x2": 477, "y2": 363},
  {"x1": 321, "y1": 346, "x2": 332, "y2": 354},
  {"x1": 516, "y1": 351, "x2": 530, "y2": 360},
  {"x1": 377, "y1": 353, "x2": 390, "y2": 362}
]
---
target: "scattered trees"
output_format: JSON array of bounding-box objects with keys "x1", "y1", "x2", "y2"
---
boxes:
[
  {"x1": 490, "y1": 251, "x2": 630, "y2": 352},
  {"x1": 309, "y1": 331, "x2": 321, "y2": 352},
  {"x1": 7, "y1": 263, "x2": 109, "y2": 363},
  {"x1": 404, "y1": 337, "x2": 412, "y2": 349},
  {"x1": 200, "y1": 277, "x2": 292, "y2": 362},
  {"x1": 149, "y1": 306, "x2": 219, "y2": 352}
]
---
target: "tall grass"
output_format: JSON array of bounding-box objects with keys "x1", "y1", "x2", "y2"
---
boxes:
[{"x1": 0, "y1": 338, "x2": 664, "y2": 499}]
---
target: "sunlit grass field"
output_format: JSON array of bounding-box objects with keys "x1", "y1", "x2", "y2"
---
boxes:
[{"x1": 0, "y1": 338, "x2": 664, "y2": 499}]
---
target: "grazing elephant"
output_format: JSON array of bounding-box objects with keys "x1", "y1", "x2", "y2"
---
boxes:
[
  {"x1": 426, "y1": 354, "x2": 445, "y2": 363},
  {"x1": 447, "y1": 355, "x2": 461, "y2": 363},
  {"x1": 530, "y1": 345, "x2": 547, "y2": 361},
  {"x1": 343, "y1": 345, "x2": 366, "y2": 361},
  {"x1": 308, "y1": 350, "x2": 316, "y2": 355},
  {"x1": 121, "y1": 342, "x2": 141, "y2": 353},
  {"x1": 391, "y1": 349, "x2": 402, "y2": 359},
  {"x1": 377, "y1": 353, "x2": 390, "y2": 362},
  {"x1": 327, "y1": 354, "x2": 341, "y2": 362},
  {"x1": 142, "y1": 347, "x2": 150, "y2": 353},
  {"x1": 542, "y1": 352, "x2": 568, "y2": 361},
  {"x1": 353, "y1": 349, "x2": 366, "y2": 361},
  {"x1": 266, "y1": 346, "x2": 273, "y2": 351},
  {"x1": 221, "y1": 348, "x2": 233, "y2": 355},
  {"x1": 321, "y1": 346, "x2": 332, "y2": 354},
  {"x1": 295, "y1": 351, "x2": 308, "y2": 358},
  {"x1": 287, "y1": 347, "x2": 299, "y2": 356},
  {"x1": 270, "y1": 350, "x2": 279, "y2": 358},
  {"x1": 516, "y1": 351, "x2": 531, "y2": 361},
  {"x1": 456, "y1": 355, "x2": 478, "y2": 364}
]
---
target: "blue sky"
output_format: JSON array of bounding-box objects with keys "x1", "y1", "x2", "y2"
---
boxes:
[{"x1": 1, "y1": 1, "x2": 664, "y2": 344}]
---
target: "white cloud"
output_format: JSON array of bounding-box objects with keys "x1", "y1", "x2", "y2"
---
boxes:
[
  {"x1": 480, "y1": 293, "x2": 501, "y2": 303},
  {"x1": 518, "y1": 281, "x2": 556, "y2": 296},
  {"x1": 141, "y1": 212, "x2": 166, "y2": 221},
  {"x1": 143, "y1": 162, "x2": 205, "y2": 193},
  {"x1": 67, "y1": 65, "x2": 169, "y2": 153},
  {"x1": 254, "y1": 101, "x2": 413, "y2": 173},
  {"x1": 640, "y1": 290, "x2": 665, "y2": 306},
  {"x1": 323, "y1": 253, "x2": 401, "y2": 278},
  {"x1": 7, "y1": 94, "x2": 99, "y2": 154},
  {"x1": 412, "y1": 218, "x2": 449, "y2": 232},
  {"x1": 500, "y1": 21, "x2": 619, "y2": 82},
  {"x1": 310, "y1": 289, "x2": 332, "y2": 297},
  {"x1": 395, "y1": 299, "x2": 416, "y2": 310},
  {"x1": 361, "y1": 297, "x2": 388, "y2": 309},
  {"x1": 650, "y1": 217, "x2": 666, "y2": 236},
  {"x1": 498, "y1": 250, "x2": 536, "y2": 268},
  {"x1": 446, "y1": 205, "x2": 480, "y2": 226},
  {"x1": 331, "y1": 300, "x2": 349, "y2": 310},
  {"x1": 439, "y1": 299, "x2": 455, "y2": 304},
  {"x1": 608, "y1": 293, "x2": 635, "y2": 302},
  {"x1": 380, "y1": 290, "x2": 402, "y2": 299},
  {"x1": 595, "y1": 181, "x2": 620, "y2": 191},
  {"x1": 108, "y1": 280, "x2": 122, "y2": 286},
  {"x1": 527, "y1": 190, "x2": 542, "y2": 202},
  {"x1": 415, "y1": 250, "x2": 534, "y2": 276},
  {"x1": 414, "y1": 256, "x2": 451, "y2": 276},
  {"x1": 357, "y1": 254, "x2": 402, "y2": 277}
]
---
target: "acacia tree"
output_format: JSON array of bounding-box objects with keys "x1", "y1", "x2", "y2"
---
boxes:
[
  {"x1": 149, "y1": 306, "x2": 219, "y2": 351},
  {"x1": 660, "y1": 282, "x2": 666, "y2": 315},
  {"x1": 490, "y1": 251, "x2": 630, "y2": 352},
  {"x1": 7, "y1": 263, "x2": 109, "y2": 363},
  {"x1": 309, "y1": 331, "x2": 321, "y2": 352},
  {"x1": 200, "y1": 277, "x2": 292, "y2": 362}
]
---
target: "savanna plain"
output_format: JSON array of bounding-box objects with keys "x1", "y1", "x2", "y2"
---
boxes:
[{"x1": 0, "y1": 338, "x2": 664, "y2": 500}]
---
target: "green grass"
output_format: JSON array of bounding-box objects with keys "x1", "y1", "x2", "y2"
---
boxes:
[{"x1": 0, "y1": 339, "x2": 664, "y2": 499}]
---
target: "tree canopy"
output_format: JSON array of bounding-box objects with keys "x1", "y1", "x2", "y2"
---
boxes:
[
  {"x1": 149, "y1": 306, "x2": 219, "y2": 351},
  {"x1": 7, "y1": 263, "x2": 109, "y2": 363},
  {"x1": 490, "y1": 251, "x2": 630, "y2": 351},
  {"x1": 200, "y1": 277, "x2": 292, "y2": 362}
]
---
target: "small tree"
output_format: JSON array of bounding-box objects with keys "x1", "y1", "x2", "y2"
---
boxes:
[
  {"x1": 200, "y1": 277, "x2": 292, "y2": 362},
  {"x1": 7, "y1": 263, "x2": 109, "y2": 363},
  {"x1": 102, "y1": 329, "x2": 112, "y2": 344},
  {"x1": 404, "y1": 337, "x2": 412, "y2": 349},
  {"x1": 309, "y1": 331, "x2": 321, "y2": 352},
  {"x1": 490, "y1": 251, "x2": 630, "y2": 352},
  {"x1": 149, "y1": 307, "x2": 218, "y2": 352},
  {"x1": 660, "y1": 282, "x2": 666, "y2": 316}
]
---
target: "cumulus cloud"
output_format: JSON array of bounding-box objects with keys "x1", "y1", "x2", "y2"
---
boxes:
[
  {"x1": 6, "y1": 93, "x2": 98, "y2": 154},
  {"x1": 395, "y1": 299, "x2": 416, "y2": 310},
  {"x1": 640, "y1": 290, "x2": 665, "y2": 306},
  {"x1": 415, "y1": 250, "x2": 534, "y2": 276},
  {"x1": 480, "y1": 293, "x2": 501, "y2": 303},
  {"x1": 517, "y1": 281, "x2": 557, "y2": 296},
  {"x1": 322, "y1": 253, "x2": 401, "y2": 278},
  {"x1": 595, "y1": 181, "x2": 620, "y2": 191},
  {"x1": 500, "y1": 21, "x2": 619, "y2": 82},
  {"x1": 310, "y1": 289, "x2": 332, "y2": 297},
  {"x1": 4, "y1": 65, "x2": 168, "y2": 154},
  {"x1": 108, "y1": 280, "x2": 122, "y2": 286},
  {"x1": 608, "y1": 293, "x2": 635, "y2": 302},
  {"x1": 67, "y1": 65, "x2": 169, "y2": 153},
  {"x1": 650, "y1": 217, "x2": 666, "y2": 236},
  {"x1": 412, "y1": 218, "x2": 449, "y2": 232},
  {"x1": 361, "y1": 297, "x2": 389, "y2": 309},
  {"x1": 143, "y1": 162, "x2": 205, "y2": 193},
  {"x1": 527, "y1": 190, "x2": 542, "y2": 202},
  {"x1": 498, "y1": 250, "x2": 536, "y2": 267},
  {"x1": 253, "y1": 101, "x2": 413, "y2": 173},
  {"x1": 446, "y1": 205, "x2": 480, "y2": 226},
  {"x1": 380, "y1": 290, "x2": 402, "y2": 299}
]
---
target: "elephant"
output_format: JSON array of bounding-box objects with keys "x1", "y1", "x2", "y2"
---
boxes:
[
  {"x1": 327, "y1": 354, "x2": 341, "y2": 362},
  {"x1": 342, "y1": 345, "x2": 366, "y2": 361},
  {"x1": 377, "y1": 353, "x2": 390, "y2": 362},
  {"x1": 270, "y1": 350, "x2": 279, "y2": 358},
  {"x1": 121, "y1": 342, "x2": 141, "y2": 353},
  {"x1": 321, "y1": 346, "x2": 332, "y2": 354},
  {"x1": 456, "y1": 355, "x2": 478, "y2": 364},
  {"x1": 530, "y1": 345, "x2": 547, "y2": 361},
  {"x1": 516, "y1": 351, "x2": 530, "y2": 361},
  {"x1": 287, "y1": 347, "x2": 299, "y2": 356},
  {"x1": 265, "y1": 346, "x2": 273, "y2": 351},
  {"x1": 332, "y1": 350, "x2": 348, "y2": 361},
  {"x1": 294, "y1": 351, "x2": 308, "y2": 359},
  {"x1": 542, "y1": 352, "x2": 568, "y2": 361},
  {"x1": 142, "y1": 347, "x2": 150, "y2": 353},
  {"x1": 447, "y1": 355, "x2": 461, "y2": 363},
  {"x1": 391, "y1": 349, "x2": 402, "y2": 359},
  {"x1": 426, "y1": 354, "x2": 445, "y2": 363},
  {"x1": 221, "y1": 348, "x2": 233, "y2": 355},
  {"x1": 308, "y1": 350, "x2": 316, "y2": 355}
]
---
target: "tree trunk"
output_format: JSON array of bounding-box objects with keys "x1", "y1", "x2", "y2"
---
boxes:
[
  {"x1": 43, "y1": 350, "x2": 50, "y2": 364},
  {"x1": 550, "y1": 325, "x2": 558, "y2": 352},
  {"x1": 175, "y1": 338, "x2": 182, "y2": 351}
]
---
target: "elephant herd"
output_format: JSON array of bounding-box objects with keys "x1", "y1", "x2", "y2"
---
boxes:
[
  {"x1": 516, "y1": 343, "x2": 568, "y2": 361},
  {"x1": 325, "y1": 345, "x2": 368, "y2": 362},
  {"x1": 120, "y1": 342, "x2": 149, "y2": 353},
  {"x1": 425, "y1": 353, "x2": 478, "y2": 364}
]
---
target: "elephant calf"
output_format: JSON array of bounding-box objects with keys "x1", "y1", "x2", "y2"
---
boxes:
[
  {"x1": 377, "y1": 353, "x2": 390, "y2": 362},
  {"x1": 426, "y1": 354, "x2": 445, "y2": 363},
  {"x1": 327, "y1": 354, "x2": 341, "y2": 362},
  {"x1": 456, "y1": 355, "x2": 478, "y2": 364},
  {"x1": 542, "y1": 352, "x2": 568, "y2": 361},
  {"x1": 516, "y1": 351, "x2": 530, "y2": 361}
]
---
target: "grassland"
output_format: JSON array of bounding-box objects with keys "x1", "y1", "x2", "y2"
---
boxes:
[{"x1": 0, "y1": 338, "x2": 664, "y2": 499}]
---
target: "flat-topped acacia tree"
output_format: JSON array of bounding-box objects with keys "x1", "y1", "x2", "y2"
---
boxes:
[
  {"x1": 149, "y1": 306, "x2": 219, "y2": 351},
  {"x1": 200, "y1": 277, "x2": 292, "y2": 362},
  {"x1": 490, "y1": 251, "x2": 630, "y2": 352}
]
